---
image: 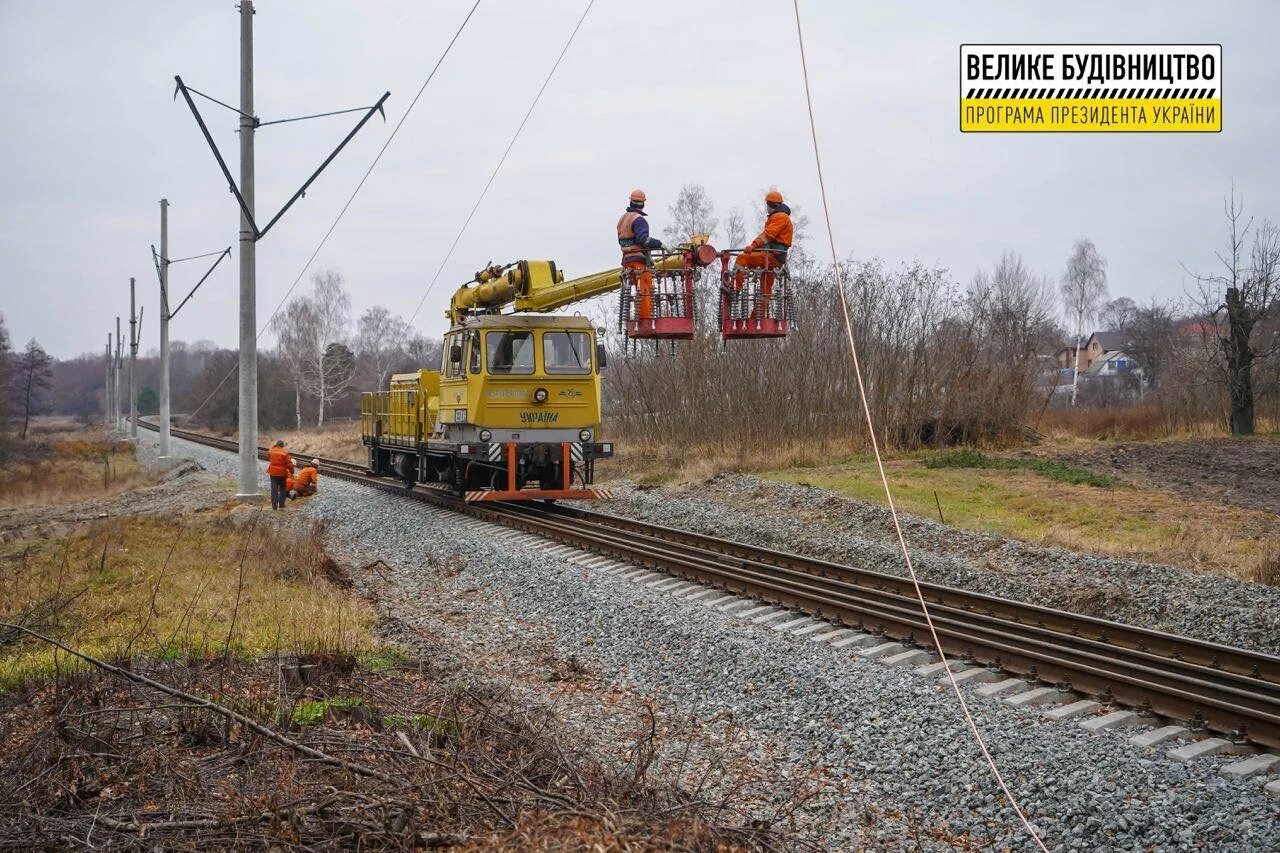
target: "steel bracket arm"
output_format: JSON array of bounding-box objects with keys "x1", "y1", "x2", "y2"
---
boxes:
[
  {"x1": 173, "y1": 76, "x2": 260, "y2": 236},
  {"x1": 169, "y1": 247, "x2": 232, "y2": 320},
  {"x1": 256, "y1": 91, "x2": 391, "y2": 239}
]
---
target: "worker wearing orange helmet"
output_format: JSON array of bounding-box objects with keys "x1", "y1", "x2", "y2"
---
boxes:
[
  {"x1": 265, "y1": 440, "x2": 294, "y2": 510},
  {"x1": 733, "y1": 189, "x2": 794, "y2": 312},
  {"x1": 616, "y1": 189, "x2": 664, "y2": 320},
  {"x1": 288, "y1": 459, "x2": 320, "y2": 499}
]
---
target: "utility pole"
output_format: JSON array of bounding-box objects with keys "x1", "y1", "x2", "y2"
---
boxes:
[
  {"x1": 174, "y1": 2, "x2": 387, "y2": 498},
  {"x1": 114, "y1": 317, "x2": 123, "y2": 433},
  {"x1": 158, "y1": 199, "x2": 171, "y2": 457},
  {"x1": 128, "y1": 277, "x2": 139, "y2": 439},
  {"x1": 236, "y1": 0, "x2": 258, "y2": 498},
  {"x1": 104, "y1": 335, "x2": 112, "y2": 429},
  {"x1": 152, "y1": 203, "x2": 229, "y2": 460}
]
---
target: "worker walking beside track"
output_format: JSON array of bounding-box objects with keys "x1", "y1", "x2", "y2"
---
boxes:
[
  {"x1": 734, "y1": 189, "x2": 793, "y2": 313},
  {"x1": 288, "y1": 459, "x2": 320, "y2": 499},
  {"x1": 617, "y1": 189, "x2": 664, "y2": 320},
  {"x1": 266, "y1": 439, "x2": 294, "y2": 510}
]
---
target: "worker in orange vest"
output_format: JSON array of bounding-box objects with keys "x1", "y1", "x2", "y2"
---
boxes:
[
  {"x1": 266, "y1": 439, "x2": 294, "y2": 510},
  {"x1": 288, "y1": 459, "x2": 320, "y2": 499},
  {"x1": 616, "y1": 189, "x2": 664, "y2": 320},
  {"x1": 733, "y1": 189, "x2": 794, "y2": 315}
]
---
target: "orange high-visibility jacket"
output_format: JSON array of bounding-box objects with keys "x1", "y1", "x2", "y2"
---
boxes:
[
  {"x1": 747, "y1": 207, "x2": 794, "y2": 254},
  {"x1": 293, "y1": 467, "x2": 318, "y2": 489},
  {"x1": 266, "y1": 446, "x2": 294, "y2": 478}
]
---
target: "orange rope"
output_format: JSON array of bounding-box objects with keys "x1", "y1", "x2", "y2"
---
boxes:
[{"x1": 789, "y1": 3, "x2": 1048, "y2": 849}]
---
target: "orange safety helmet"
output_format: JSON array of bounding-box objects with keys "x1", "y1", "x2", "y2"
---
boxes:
[
  {"x1": 629, "y1": 188, "x2": 647, "y2": 204},
  {"x1": 765, "y1": 189, "x2": 784, "y2": 205}
]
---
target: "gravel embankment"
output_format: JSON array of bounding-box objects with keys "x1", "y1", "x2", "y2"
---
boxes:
[
  {"x1": 138, "y1": 434, "x2": 1280, "y2": 851},
  {"x1": 591, "y1": 474, "x2": 1280, "y2": 655}
]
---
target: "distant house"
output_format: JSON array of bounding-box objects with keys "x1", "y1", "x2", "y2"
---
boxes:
[
  {"x1": 1055, "y1": 331, "x2": 1129, "y2": 373},
  {"x1": 1084, "y1": 349, "x2": 1143, "y2": 381}
]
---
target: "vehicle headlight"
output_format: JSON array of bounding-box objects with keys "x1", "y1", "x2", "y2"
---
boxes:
[
  {"x1": 533, "y1": 387, "x2": 548, "y2": 403},
  {"x1": 478, "y1": 429, "x2": 492, "y2": 441},
  {"x1": 578, "y1": 428, "x2": 593, "y2": 442}
]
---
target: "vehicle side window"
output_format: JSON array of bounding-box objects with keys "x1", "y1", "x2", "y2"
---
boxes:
[
  {"x1": 444, "y1": 332, "x2": 464, "y2": 379},
  {"x1": 543, "y1": 331, "x2": 592, "y2": 374},
  {"x1": 486, "y1": 331, "x2": 535, "y2": 375},
  {"x1": 469, "y1": 332, "x2": 482, "y2": 374}
]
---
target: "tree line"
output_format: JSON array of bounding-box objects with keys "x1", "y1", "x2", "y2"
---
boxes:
[
  {"x1": 602, "y1": 183, "x2": 1280, "y2": 446},
  {"x1": 2, "y1": 272, "x2": 439, "y2": 436},
  {"x1": 8, "y1": 183, "x2": 1277, "y2": 444}
]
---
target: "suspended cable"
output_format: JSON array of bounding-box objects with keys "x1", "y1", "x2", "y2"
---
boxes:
[
  {"x1": 179, "y1": 0, "x2": 483, "y2": 426},
  {"x1": 789, "y1": 2, "x2": 1048, "y2": 849},
  {"x1": 407, "y1": 0, "x2": 596, "y2": 325}
]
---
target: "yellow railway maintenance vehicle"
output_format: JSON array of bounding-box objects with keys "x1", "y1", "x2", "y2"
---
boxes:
[{"x1": 360, "y1": 246, "x2": 717, "y2": 501}]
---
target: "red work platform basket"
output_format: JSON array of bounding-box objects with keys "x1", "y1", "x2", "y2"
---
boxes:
[
  {"x1": 719, "y1": 261, "x2": 791, "y2": 340},
  {"x1": 618, "y1": 245, "x2": 716, "y2": 343}
]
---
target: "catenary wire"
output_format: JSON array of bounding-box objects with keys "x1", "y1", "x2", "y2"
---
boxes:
[
  {"x1": 789, "y1": 2, "x2": 1049, "y2": 849},
  {"x1": 179, "y1": 0, "x2": 482, "y2": 426},
  {"x1": 406, "y1": 0, "x2": 597, "y2": 326}
]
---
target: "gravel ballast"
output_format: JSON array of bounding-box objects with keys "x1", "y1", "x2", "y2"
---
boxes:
[
  {"x1": 138, "y1": 434, "x2": 1280, "y2": 850},
  {"x1": 592, "y1": 474, "x2": 1280, "y2": 655}
]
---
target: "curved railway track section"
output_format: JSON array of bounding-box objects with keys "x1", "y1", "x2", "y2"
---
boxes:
[{"x1": 139, "y1": 421, "x2": 1280, "y2": 749}]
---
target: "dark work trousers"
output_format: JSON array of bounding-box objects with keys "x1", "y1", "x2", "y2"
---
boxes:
[{"x1": 270, "y1": 475, "x2": 288, "y2": 510}]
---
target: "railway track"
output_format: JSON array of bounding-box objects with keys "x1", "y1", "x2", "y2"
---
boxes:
[{"x1": 138, "y1": 421, "x2": 1280, "y2": 749}]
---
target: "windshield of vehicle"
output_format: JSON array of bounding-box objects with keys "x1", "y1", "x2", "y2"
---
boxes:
[
  {"x1": 486, "y1": 331, "x2": 535, "y2": 374},
  {"x1": 542, "y1": 331, "x2": 591, "y2": 374}
]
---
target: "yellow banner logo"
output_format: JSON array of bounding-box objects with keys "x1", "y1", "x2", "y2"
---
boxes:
[{"x1": 960, "y1": 45, "x2": 1221, "y2": 133}]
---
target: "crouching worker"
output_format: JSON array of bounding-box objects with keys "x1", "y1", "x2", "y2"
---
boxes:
[{"x1": 288, "y1": 458, "x2": 320, "y2": 499}]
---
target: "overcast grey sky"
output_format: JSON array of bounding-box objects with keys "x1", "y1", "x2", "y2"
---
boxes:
[{"x1": 2, "y1": 1, "x2": 1277, "y2": 358}]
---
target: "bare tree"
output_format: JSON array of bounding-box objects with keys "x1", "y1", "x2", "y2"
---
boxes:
[
  {"x1": 0, "y1": 314, "x2": 12, "y2": 431},
  {"x1": 272, "y1": 271, "x2": 354, "y2": 428},
  {"x1": 356, "y1": 306, "x2": 413, "y2": 390},
  {"x1": 14, "y1": 339, "x2": 53, "y2": 439},
  {"x1": 272, "y1": 299, "x2": 318, "y2": 429},
  {"x1": 1188, "y1": 189, "x2": 1280, "y2": 435},
  {"x1": 306, "y1": 271, "x2": 354, "y2": 427},
  {"x1": 723, "y1": 207, "x2": 747, "y2": 250},
  {"x1": 1060, "y1": 238, "x2": 1109, "y2": 405},
  {"x1": 1099, "y1": 296, "x2": 1137, "y2": 332},
  {"x1": 663, "y1": 184, "x2": 718, "y2": 245}
]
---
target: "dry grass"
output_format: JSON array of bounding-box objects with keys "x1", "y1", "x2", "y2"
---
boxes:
[
  {"x1": 1036, "y1": 402, "x2": 1280, "y2": 441},
  {"x1": 0, "y1": 426, "x2": 143, "y2": 507},
  {"x1": 0, "y1": 511, "x2": 379, "y2": 689},
  {"x1": 764, "y1": 455, "x2": 1279, "y2": 581},
  {"x1": 255, "y1": 420, "x2": 365, "y2": 463},
  {"x1": 601, "y1": 435, "x2": 853, "y2": 486}
]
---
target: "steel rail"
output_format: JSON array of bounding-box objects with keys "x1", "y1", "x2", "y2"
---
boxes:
[{"x1": 136, "y1": 421, "x2": 1280, "y2": 748}]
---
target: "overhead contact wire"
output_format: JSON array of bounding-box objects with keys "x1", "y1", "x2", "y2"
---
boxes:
[
  {"x1": 179, "y1": 0, "x2": 483, "y2": 426},
  {"x1": 789, "y1": 2, "x2": 1048, "y2": 849},
  {"x1": 407, "y1": 0, "x2": 597, "y2": 325}
]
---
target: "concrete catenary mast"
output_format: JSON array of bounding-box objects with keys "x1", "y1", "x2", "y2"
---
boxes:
[
  {"x1": 128, "y1": 277, "x2": 139, "y2": 440},
  {"x1": 236, "y1": 0, "x2": 258, "y2": 497},
  {"x1": 158, "y1": 199, "x2": 171, "y2": 458}
]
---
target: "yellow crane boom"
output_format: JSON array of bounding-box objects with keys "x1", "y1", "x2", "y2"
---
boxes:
[{"x1": 448, "y1": 255, "x2": 689, "y2": 322}]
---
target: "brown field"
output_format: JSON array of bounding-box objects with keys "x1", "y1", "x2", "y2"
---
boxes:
[
  {"x1": 611, "y1": 433, "x2": 1280, "y2": 584},
  {"x1": 0, "y1": 420, "x2": 145, "y2": 506}
]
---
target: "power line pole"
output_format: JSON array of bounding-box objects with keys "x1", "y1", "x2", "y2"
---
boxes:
[
  {"x1": 158, "y1": 199, "x2": 171, "y2": 457},
  {"x1": 128, "y1": 277, "x2": 139, "y2": 440},
  {"x1": 152, "y1": 204, "x2": 230, "y2": 459},
  {"x1": 104, "y1": 335, "x2": 112, "y2": 430},
  {"x1": 173, "y1": 3, "x2": 387, "y2": 497},
  {"x1": 236, "y1": 0, "x2": 258, "y2": 498},
  {"x1": 114, "y1": 316, "x2": 123, "y2": 434}
]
